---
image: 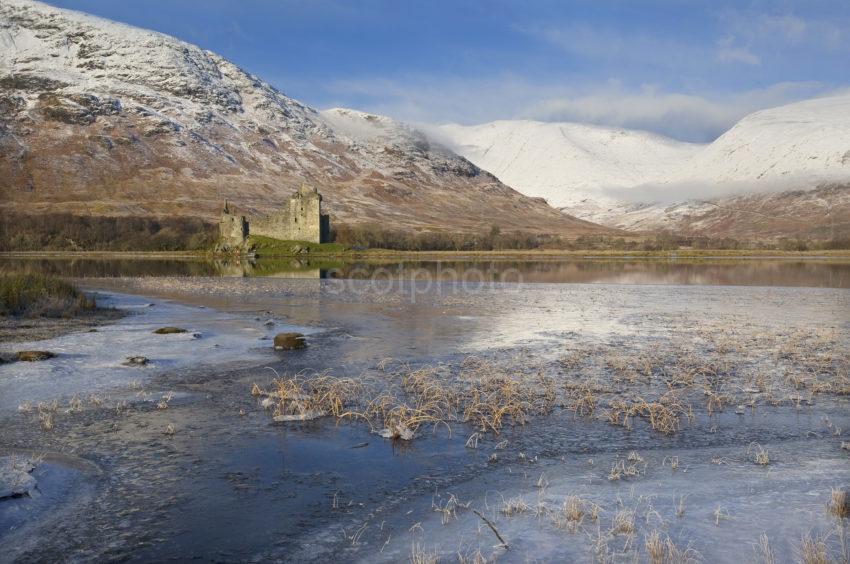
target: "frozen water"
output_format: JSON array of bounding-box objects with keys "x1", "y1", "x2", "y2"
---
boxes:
[{"x1": 0, "y1": 292, "x2": 318, "y2": 411}]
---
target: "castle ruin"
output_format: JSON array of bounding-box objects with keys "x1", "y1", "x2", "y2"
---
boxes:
[{"x1": 219, "y1": 185, "x2": 329, "y2": 248}]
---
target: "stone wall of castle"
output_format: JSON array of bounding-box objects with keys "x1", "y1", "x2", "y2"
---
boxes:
[
  {"x1": 218, "y1": 185, "x2": 329, "y2": 247},
  {"x1": 218, "y1": 201, "x2": 248, "y2": 247}
]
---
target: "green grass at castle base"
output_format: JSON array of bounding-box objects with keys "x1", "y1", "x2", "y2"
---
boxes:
[{"x1": 247, "y1": 235, "x2": 347, "y2": 256}]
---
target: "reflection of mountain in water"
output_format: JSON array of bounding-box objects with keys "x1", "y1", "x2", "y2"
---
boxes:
[{"x1": 1, "y1": 257, "x2": 848, "y2": 288}]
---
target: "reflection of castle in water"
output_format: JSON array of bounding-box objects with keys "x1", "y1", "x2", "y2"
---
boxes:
[{"x1": 213, "y1": 258, "x2": 330, "y2": 279}]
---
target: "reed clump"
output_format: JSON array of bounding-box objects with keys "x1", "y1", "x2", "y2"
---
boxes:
[
  {"x1": 0, "y1": 273, "x2": 96, "y2": 318},
  {"x1": 256, "y1": 371, "x2": 362, "y2": 422},
  {"x1": 605, "y1": 392, "x2": 691, "y2": 434},
  {"x1": 828, "y1": 488, "x2": 848, "y2": 519}
]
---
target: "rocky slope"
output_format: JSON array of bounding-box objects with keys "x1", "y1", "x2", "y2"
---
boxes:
[{"x1": 0, "y1": 0, "x2": 605, "y2": 237}]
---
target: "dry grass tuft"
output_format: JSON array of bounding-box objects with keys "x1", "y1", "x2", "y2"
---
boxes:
[
  {"x1": 753, "y1": 533, "x2": 775, "y2": 564},
  {"x1": 605, "y1": 392, "x2": 690, "y2": 434},
  {"x1": 259, "y1": 370, "x2": 362, "y2": 423},
  {"x1": 456, "y1": 547, "x2": 492, "y2": 564},
  {"x1": 432, "y1": 494, "x2": 469, "y2": 525},
  {"x1": 828, "y1": 488, "x2": 848, "y2": 519},
  {"x1": 608, "y1": 458, "x2": 643, "y2": 481},
  {"x1": 500, "y1": 495, "x2": 530, "y2": 517},
  {"x1": 38, "y1": 411, "x2": 54, "y2": 431},
  {"x1": 612, "y1": 508, "x2": 635, "y2": 536},
  {"x1": 254, "y1": 357, "x2": 565, "y2": 441},
  {"x1": 67, "y1": 395, "x2": 83, "y2": 414},
  {"x1": 645, "y1": 530, "x2": 665, "y2": 564},
  {"x1": 645, "y1": 531, "x2": 701, "y2": 564},
  {"x1": 410, "y1": 541, "x2": 438, "y2": 564},
  {"x1": 799, "y1": 532, "x2": 829, "y2": 564},
  {"x1": 563, "y1": 496, "x2": 584, "y2": 521},
  {"x1": 568, "y1": 383, "x2": 596, "y2": 418},
  {"x1": 0, "y1": 273, "x2": 96, "y2": 317},
  {"x1": 748, "y1": 442, "x2": 770, "y2": 465}
]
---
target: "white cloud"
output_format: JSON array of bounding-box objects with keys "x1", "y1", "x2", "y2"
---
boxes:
[
  {"x1": 318, "y1": 75, "x2": 836, "y2": 142},
  {"x1": 716, "y1": 46, "x2": 760, "y2": 65},
  {"x1": 720, "y1": 10, "x2": 847, "y2": 51},
  {"x1": 517, "y1": 23, "x2": 706, "y2": 70},
  {"x1": 716, "y1": 37, "x2": 760, "y2": 65},
  {"x1": 522, "y1": 82, "x2": 832, "y2": 141},
  {"x1": 759, "y1": 15, "x2": 808, "y2": 43}
]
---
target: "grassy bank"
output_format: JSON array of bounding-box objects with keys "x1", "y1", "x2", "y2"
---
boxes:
[{"x1": 0, "y1": 273, "x2": 96, "y2": 318}]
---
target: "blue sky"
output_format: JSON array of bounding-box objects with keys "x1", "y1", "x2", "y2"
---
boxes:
[{"x1": 45, "y1": 0, "x2": 850, "y2": 141}]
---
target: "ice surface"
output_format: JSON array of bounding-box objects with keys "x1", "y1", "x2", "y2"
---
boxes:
[
  {"x1": 0, "y1": 292, "x2": 318, "y2": 411},
  {"x1": 366, "y1": 426, "x2": 850, "y2": 563}
]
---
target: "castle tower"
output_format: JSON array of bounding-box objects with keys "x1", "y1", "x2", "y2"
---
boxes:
[
  {"x1": 219, "y1": 200, "x2": 248, "y2": 245},
  {"x1": 280, "y1": 184, "x2": 327, "y2": 243}
]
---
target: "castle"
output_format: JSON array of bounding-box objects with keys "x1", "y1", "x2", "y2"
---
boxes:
[{"x1": 219, "y1": 185, "x2": 330, "y2": 248}]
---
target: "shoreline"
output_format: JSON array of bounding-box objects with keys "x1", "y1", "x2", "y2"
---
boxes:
[{"x1": 3, "y1": 249, "x2": 850, "y2": 261}]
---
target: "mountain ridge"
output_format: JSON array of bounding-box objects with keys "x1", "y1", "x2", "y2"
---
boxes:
[
  {"x1": 0, "y1": 0, "x2": 608, "y2": 238},
  {"x1": 435, "y1": 95, "x2": 850, "y2": 238}
]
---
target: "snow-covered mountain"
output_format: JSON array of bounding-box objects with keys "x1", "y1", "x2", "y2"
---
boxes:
[
  {"x1": 436, "y1": 121, "x2": 702, "y2": 215},
  {"x1": 0, "y1": 0, "x2": 605, "y2": 236},
  {"x1": 661, "y1": 94, "x2": 850, "y2": 189},
  {"x1": 436, "y1": 96, "x2": 850, "y2": 238}
]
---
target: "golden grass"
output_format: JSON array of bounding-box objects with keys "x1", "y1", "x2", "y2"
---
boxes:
[
  {"x1": 605, "y1": 392, "x2": 691, "y2": 434},
  {"x1": 247, "y1": 324, "x2": 849, "y2": 444},
  {"x1": 562, "y1": 496, "x2": 584, "y2": 523},
  {"x1": 38, "y1": 411, "x2": 54, "y2": 431},
  {"x1": 611, "y1": 508, "x2": 635, "y2": 536},
  {"x1": 568, "y1": 383, "x2": 596, "y2": 418},
  {"x1": 500, "y1": 495, "x2": 530, "y2": 516},
  {"x1": 456, "y1": 548, "x2": 491, "y2": 564},
  {"x1": 253, "y1": 357, "x2": 564, "y2": 441},
  {"x1": 258, "y1": 370, "x2": 362, "y2": 423},
  {"x1": 799, "y1": 533, "x2": 829, "y2": 564},
  {"x1": 828, "y1": 488, "x2": 848, "y2": 519},
  {"x1": 645, "y1": 531, "x2": 700, "y2": 564},
  {"x1": 645, "y1": 531, "x2": 664, "y2": 564}
]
